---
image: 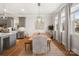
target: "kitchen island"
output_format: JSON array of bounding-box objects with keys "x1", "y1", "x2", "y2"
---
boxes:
[{"x1": 0, "y1": 31, "x2": 16, "y2": 51}]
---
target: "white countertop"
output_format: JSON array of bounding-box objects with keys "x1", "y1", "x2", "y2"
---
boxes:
[
  {"x1": 0, "y1": 33, "x2": 9, "y2": 37},
  {"x1": 0, "y1": 31, "x2": 17, "y2": 37}
]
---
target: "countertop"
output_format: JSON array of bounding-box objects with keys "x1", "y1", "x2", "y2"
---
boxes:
[{"x1": 0, "y1": 31, "x2": 17, "y2": 37}]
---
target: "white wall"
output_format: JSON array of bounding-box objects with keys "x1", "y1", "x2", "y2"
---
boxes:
[
  {"x1": 25, "y1": 14, "x2": 51, "y2": 36},
  {"x1": 8, "y1": 14, "x2": 52, "y2": 36},
  {"x1": 71, "y1": 33, "x2": 79, "y2": 55}
]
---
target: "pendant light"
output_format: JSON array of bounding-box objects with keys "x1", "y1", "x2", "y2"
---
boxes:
[
  {"x1": 37, "y1": 3, "x2": 42, "y2": 22},
  {"x1": 2, "y1": 4, "x2": 7, "y2": 19}
]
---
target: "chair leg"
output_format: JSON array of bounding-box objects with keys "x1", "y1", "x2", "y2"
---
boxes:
[
  {"x1": 47, "y1": 42, "x2": 50, "y2": 51},
  {"x1": 25, "y1": 43, "x2": 26, "y2": 51},
  {"x1": 30, "y1": 44, "x2": 32, "y2": 51},
  {"x1": 48, "y1": 41, "x2": 51, "y2": 51}
]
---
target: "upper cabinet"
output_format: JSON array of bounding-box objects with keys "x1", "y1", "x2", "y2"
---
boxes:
[
  {"x1": 7, "y1": 17, "x2": 14, "y2": 27},
  {"x1": 0, "y1": 18, "x2": 7, "y2": 28},
  {"x1": 19, "y1": 17, "x2": 26, "y2": 27},
  {"x1": 0, "y1": 17, "x2": 14, "y2": 28}
]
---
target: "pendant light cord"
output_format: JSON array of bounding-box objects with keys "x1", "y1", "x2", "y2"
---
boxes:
[{"x1": 3, "y1": 4, "x2": 6, "y2": 19}]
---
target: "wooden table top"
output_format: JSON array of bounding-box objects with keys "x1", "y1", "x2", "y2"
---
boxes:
[{"x1": 29, "y1": 33, "x2": 51, "y2": 41}]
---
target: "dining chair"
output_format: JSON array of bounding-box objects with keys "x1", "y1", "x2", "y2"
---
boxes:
[{"x1": 32, "y1": 35, "x2": 48, "y2": 55}]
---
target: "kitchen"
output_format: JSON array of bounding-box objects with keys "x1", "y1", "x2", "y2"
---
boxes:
[{"x1": 0, "y1": 17, "x2": 25, "y2": 51}]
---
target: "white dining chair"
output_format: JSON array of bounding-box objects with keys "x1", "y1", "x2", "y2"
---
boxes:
[{"x1": 32, "y1": 34, "x2": 48, "y2": 55}]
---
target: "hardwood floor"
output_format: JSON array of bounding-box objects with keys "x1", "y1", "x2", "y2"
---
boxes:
[
  {"x1": 0, "y1": 37, "x2": 33, "y2": 56},
  {"x1": 0, "y1": 37, "x2": 78, "y2": 56},
  {"x1": 52, "y1": 39, "x2": 78, "y2": 56}
]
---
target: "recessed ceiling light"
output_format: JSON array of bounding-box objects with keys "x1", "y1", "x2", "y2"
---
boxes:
[
  {"x1": 21, "y1": 9, "x2": 24, "y2": 11},
  {"x1": 4, "y1": 9, "x2": 7, "y2": 12}
]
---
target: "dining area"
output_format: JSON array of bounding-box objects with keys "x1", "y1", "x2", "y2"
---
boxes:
[
  {"x1": 0, "y1": 32, "x2": 65, "y2": 56},
  {"x1": 24, "y1": 33, "x2": 51, "y2": 55}
]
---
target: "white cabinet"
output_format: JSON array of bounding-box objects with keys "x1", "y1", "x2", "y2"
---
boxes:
[
  {"x1": 0, "y1": 32, "x2": 16, "y2": 51},
  {"x1": 9, "y1": 33, "x2": 16, "y2": 47}
]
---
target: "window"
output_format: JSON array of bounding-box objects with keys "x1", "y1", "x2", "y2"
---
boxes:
[
  {"x1": 71, "y1": 4, "x2": 79, "y2": 32},
  {"x1": 60, "y1": 8, "x2": 65, "y2": 32},
  {"x1": 55, "y1": 15, "x2": 58, "y2": 31}
]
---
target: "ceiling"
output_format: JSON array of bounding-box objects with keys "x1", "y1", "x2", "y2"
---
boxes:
[{"x1": 0, "y1": 3, "x2": 62, "y2": 16}]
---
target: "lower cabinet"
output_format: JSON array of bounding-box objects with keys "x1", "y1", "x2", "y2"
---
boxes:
[
  {"x1": 0, "y1": 32, "x2": 16, "y2": 51},
  {"x1": 9, "y1": 33, "x2": 16, "y2": 47},
  {"x1": 17, "y1": 31, "x2": 25, "y2": 39},
  {"x1": 3, "y1": 33, "x2": 16, "y2": 50},
  {"x1": 3, "y1": 37, "x2": 10, "y2": 50}
]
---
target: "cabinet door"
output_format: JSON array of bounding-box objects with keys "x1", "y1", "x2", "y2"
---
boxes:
[
  {"x1": 9, "y1": 33, "x2": 16, "y2": 47},
  {"x1": 3, "y1": 37, "x2": 10, "y2": 50},
  {"x1": 7, "y1": 17, "x2": 14, "y2": 27},
  {"x1": 19, "y1": 17, "x2": 25, "y2": 27}
]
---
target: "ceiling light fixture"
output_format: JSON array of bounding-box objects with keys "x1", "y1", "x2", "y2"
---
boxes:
[
  {"x1": 1, "y1": 4, "x2": 7, "y2": 19},
  {"x1": 37, "y1": 3, "x2": 42, "y2": 22},
  {"x1": 4, "y1": 9, "x2": 7, "y2": 12},
  {"x1": 21, "y1": 9, "x2": 24, "y2": 11},
  {"x1": 38, "y1": 3, "x2": 40, "y2": 6}
]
